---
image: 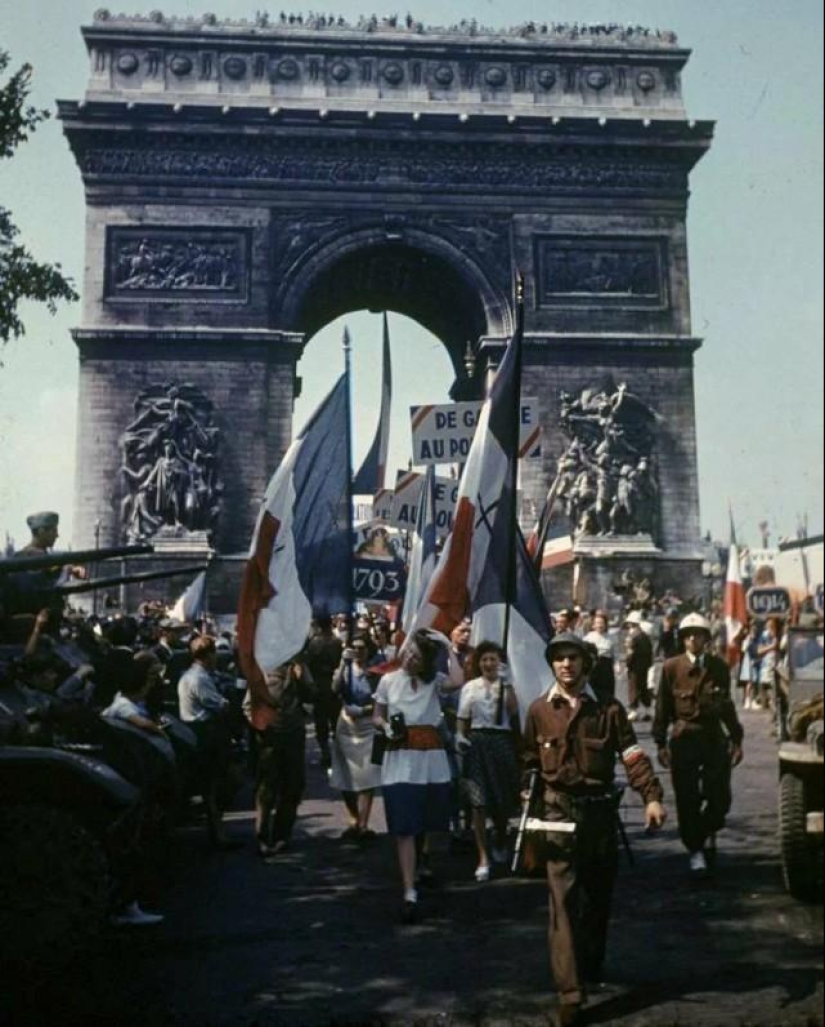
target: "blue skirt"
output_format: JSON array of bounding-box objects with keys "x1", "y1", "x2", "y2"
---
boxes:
[{"x1": 382, "y1": 782, "x2": 452, "y2": 837}]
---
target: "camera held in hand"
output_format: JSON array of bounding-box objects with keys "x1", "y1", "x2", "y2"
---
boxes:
[{"x1": 389, "y1": 712, "x2": 407, "y2": 742}]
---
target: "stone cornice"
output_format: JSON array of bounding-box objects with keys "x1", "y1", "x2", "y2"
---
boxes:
[
  {"x1": 87, "y1": 12, "x2": 682, "y2": 51},
  {"x1": 78, "y1": 14, "x2": 689, "y2": 121},
  {"x1": 72, "y1": 326, "x2": 304, "y2": 346},
  {"x1": 480, "y1": 334, "x2": 704, "y2": 354}
]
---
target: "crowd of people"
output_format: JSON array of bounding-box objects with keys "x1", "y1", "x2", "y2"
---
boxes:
[{"x1": 2, "y1": 509, "x2": 822, "y2": 1027}]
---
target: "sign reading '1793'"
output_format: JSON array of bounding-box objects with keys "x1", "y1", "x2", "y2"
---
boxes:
[
  {"x1": 410, "y1": 399, "x2": 540, "y2": 466},
  {"x1": 747, "y1": 586, "x2": 792, "y2": 618}
]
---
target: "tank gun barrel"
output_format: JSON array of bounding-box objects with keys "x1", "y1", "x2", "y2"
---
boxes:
[
  {"x1": 54, "y1": 564, "x2": 209, "y2": 596},
  {"x1": 0, "y1": 544, "x2": 154, "y2": 576}
]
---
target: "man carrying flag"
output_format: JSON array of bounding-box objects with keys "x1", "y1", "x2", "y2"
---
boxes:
[{"x1": 237, "y1": 373, "x2": 352, "y2": 855}]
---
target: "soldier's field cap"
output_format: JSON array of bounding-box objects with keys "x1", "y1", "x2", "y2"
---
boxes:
[
  {"x1": 26, "y1": 511, "x2": 59, "y2": 531},
  {"x1": 545, "y1": 632, "x2": 594, "y2": 666}
]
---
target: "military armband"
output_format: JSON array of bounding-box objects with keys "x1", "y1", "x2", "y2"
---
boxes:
[{"x1": 621, "y1": 743, "x2": 645, "y2": 767}]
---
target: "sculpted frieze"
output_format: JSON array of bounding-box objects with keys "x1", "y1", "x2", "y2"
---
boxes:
[
  {"x1": 106, "y1": 227, "x2": 249, "y2": 300},
  {"x1": 84, "y1": 137, "x2": 684, "y2": 194},
  {"x1": 535, "y1": 236, "x2": 666, "y2": 307}
]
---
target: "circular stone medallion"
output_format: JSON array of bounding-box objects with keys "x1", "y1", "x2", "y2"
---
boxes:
[
  {"x1": 485, "y1": 66, "x2": 507, "y2": 88},
  {"x1": 116, "y1": 52, "x2": 139, "y2": 75},
  {"x1": 586, "y1": 69, "x2": 610, "y2": 90},
  {"x1": 276, "y1": 58, "x2": 300, "y2": 81},
  {"x1": 636, "y1": 71, "x2": 657, "y2": 92},
  {"x1": 433, "y1": 65, "x2": 454, "y2": 87},
  {"x1": 169, "y1": 54, "x2": 193, "y2": 77},
  {"x1": 382, "y1": 62, "x2": 405, "y2": 85},
  {"x1": 223, "y1": 56, "x2": 247, "y2": 80},
  {"x1": 329, "y1": 61, "x2": 350, "y2": 83},
  {"x1": 536, "y1": 68, "x2": 556, "y2": 91}
]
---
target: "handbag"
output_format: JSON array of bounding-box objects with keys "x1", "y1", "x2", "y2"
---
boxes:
[{"x1": 370, "y1": 732, "x2": 387, "y2": 766}]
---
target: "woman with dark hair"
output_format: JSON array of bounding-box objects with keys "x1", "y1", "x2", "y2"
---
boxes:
[
  {"x1": 330, "y1": 634, "x2": 382, "y2": 839},
  {"x1": 456, "y1": 640, "x2": 520, "y2": 880},
  {"x1": 583, "y1": 610, "x2": 617, "y2": 702},
  {"x1": 372, "y1": 629, "x2": 462, "y2": 923}
]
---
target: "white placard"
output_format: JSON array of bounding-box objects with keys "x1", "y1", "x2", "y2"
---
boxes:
[
  {"x1": 388, "y1": 470, "x2": 459, "y2": 535},
  {"x1": 410, "y1": 398, "x2": 541, "y2": 466}
]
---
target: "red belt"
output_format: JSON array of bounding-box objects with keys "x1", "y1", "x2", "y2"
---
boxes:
[{"x1": 388, "y1": 725, "x2": 443, "y2": 751}]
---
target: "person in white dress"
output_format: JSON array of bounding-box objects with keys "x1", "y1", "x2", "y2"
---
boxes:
[
  {"x1": 372, "y1": 629, "x2": 462, "y2": 923},
  {"x1": 330, "y1": 636, "x2": 382, "y2": 839}
]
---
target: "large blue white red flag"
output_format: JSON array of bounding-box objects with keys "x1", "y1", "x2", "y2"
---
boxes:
[
  {"x1": 406, "y1": 318, "x2": 523, "y2": 637},
  {"x1": 353, "y1": 312, "x2": 392, "y2": 495},
  {"x1": 168, "y1": 570, "x2": 207, "y2": 623},
  {"x1": 401, "y1": 464, "x2": 439, "y2": 635},
  {"x1": 237, "y1": 375, "x2": 351, "y2": 729},
  {"x1": 724, "y1": 508, "x2": 748, "y2": 669},
  {"x1": 471, "y1": 523, "x2": 554, "y2": 717}
]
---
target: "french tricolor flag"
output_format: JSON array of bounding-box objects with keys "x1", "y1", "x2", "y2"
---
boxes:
[
  {"x1": 407, "y1": 309, "x2": 552, "y2": 701},
  {"x1": 237, "y1": 375, "x2": 351, "y2": 729},
  {"x1": 724, "y1": 510, "x2": 748, "y2": 668},
  {"x1": 401, "y1": 463, "x2": 439, "y2": 635},
  {"x1": 353, "y1": 312, "x2": 392, "y2": 495}
]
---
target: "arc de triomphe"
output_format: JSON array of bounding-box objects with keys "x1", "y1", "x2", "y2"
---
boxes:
[{"x1": 60, "y1": 12, "x2": 713, "y2": 610}]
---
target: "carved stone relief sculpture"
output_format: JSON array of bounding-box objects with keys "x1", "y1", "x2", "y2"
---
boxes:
[
  {"x1": 555, "y1": 380, "x2": 661, "y2": 541},
  {"x1": 118, "y1": 383, "x2": 223, "y2": 542}
]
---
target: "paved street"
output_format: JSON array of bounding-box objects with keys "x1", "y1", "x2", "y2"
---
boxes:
[{"x1": 5, "y1": 701, "x2": 823, "y2": 1027}]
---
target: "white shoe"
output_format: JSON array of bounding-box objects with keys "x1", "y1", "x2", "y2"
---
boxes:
[
  {"x1": 474, "y1": 864, "x2": 491, "y2": 882},
  {"x1": 689, "y1": 851, "x2": 707, "y2": 875},
  {"x1": 491, "y1": 846, "x2": 509, "y2": 865},
  {"x1": 110, "y1": 901, "x2": 164, "y2": 927}
]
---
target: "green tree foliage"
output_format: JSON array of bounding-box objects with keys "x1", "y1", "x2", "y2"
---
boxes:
[{"x1": 0, "y1": 49, "x2": 78, "y2": 345}]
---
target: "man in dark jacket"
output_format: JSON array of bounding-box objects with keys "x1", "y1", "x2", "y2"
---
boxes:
[
  {"x1": 653, "y1": 613, "x2": 744, "y2": 877},
  {"x1": 523, "y1": 633, "x2": 666, "y2": 1027}
]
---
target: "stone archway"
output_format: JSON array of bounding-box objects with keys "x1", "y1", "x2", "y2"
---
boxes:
[
  {"x1": 61, "y1": 12, "x2": 714, "y2": 608},
  {"x1": 278, "y1": 226, "x2": 512, "y2": 390}
]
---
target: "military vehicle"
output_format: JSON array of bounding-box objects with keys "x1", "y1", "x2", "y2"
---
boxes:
[
  {"x1": 0, "y1": 706, "x2": 141, "y2": 963},
  {"x1": 778, "y1": 624, "x2": 824, "y2": 900}
]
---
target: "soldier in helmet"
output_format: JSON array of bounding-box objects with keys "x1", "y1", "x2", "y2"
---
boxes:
[
  {"x1": 522, "y1": 632, "x2": 667, "y2": 1027},
  {"x1": 653, "y1": 613, "x2": 744, "y2": 877}
]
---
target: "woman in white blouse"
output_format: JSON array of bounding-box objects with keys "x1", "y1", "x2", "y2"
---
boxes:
[
  {"x1": 372, "y1": 630, "x2": 462, "y2": 923},
  {"x1": 456, "y1": 641, "x2": 521, "y2": 882},
  {"x1": 583, "y1": 609, "x2": 617, "y2": 702}
]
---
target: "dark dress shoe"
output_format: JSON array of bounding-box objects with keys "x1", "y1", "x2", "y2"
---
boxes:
[{"x1": 400, "y1": 901, "x2": 419, "y2": 925}]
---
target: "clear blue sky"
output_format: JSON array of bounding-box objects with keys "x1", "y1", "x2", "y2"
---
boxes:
[{"x1": 0, "y1": 0, "x2": 822, "y2": 551}]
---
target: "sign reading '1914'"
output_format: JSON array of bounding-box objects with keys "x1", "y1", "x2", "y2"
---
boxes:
[
  {"x1": 410, "y1": 399, "x2": 541, "y2": 466},
  {"x1": 747, "y1": 586, "x2": 792, "y2": 618}
]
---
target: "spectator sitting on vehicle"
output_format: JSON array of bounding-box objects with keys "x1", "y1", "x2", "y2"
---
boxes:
[{"x1": 103, "y1": 652, "x2": 168, "y2": 740}]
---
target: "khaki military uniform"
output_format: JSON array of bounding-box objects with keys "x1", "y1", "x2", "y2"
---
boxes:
[
  {"x1": 523, "y1": 686, "x2": 663, "y2": 1008},
  {"x1": 653, "y1": 653, "x2": 743, "y2": 854}
]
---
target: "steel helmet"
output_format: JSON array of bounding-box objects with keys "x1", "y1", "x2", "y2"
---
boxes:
[
  {"x1": 678, "y1": 612, "x2": 712, "y2": 637},
  {"x1": 545, "y1": 632, "x2": 595, "y2": 670}
]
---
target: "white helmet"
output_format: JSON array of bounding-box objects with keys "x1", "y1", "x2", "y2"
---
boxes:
[
  {"x1": 678, "y1": 612, "x2": 712, "y2": 637},
  {"x1": 624, "y1": 610, "x2": 644, "y2": 627}
]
